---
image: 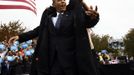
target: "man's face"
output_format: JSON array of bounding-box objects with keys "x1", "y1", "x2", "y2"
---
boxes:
[{"x1": 53, "y1": 0, "x2": 67, "y2": 12}]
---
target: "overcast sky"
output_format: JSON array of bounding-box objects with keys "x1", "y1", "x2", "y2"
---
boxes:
[{"x1": 0, "y1": 0, "x2": 134, "y2": 39}]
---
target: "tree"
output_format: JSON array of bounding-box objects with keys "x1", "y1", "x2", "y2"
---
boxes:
[
  {"x1": 124, "y1": 28, "x2": 134, "y2": 56},
  {"x1": 91, "y1": 34, "x2": 112, "y2": 52},
  {"x1": 0, "y1": 21, "x2": 26, "y2": 42},
  {"x1": 100, "y1": 35, "x2": 110, "y2": 50},
  {"x1": 91, "y1": 34, "x2": 101, "y2": 51}
]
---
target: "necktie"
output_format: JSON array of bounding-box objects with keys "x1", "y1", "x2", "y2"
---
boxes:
[{"x1": 55, "y1": 13, "x2": 63, "y2": 29}]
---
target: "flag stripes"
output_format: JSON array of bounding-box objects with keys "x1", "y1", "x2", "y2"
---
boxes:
[{"x1": 0, "y1": 0, "x2": 36, "y2": 14}]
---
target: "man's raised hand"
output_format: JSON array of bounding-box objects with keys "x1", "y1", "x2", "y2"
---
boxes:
[{"x1": 8, "y1": 36, "x2": 19, "y2": 46}]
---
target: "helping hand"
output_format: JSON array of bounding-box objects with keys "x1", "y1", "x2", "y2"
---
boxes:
[
  {"x1": 8, "y1": 36, "x2": 19, "y2": 46},
  {"x1": 85, "y1": 6, "x2": 99, "y2": 20}
]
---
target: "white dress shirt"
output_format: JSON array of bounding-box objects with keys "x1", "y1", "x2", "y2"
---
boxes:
[{"x1": 52, "y1": 12, "x2": 63, "y2": 26}]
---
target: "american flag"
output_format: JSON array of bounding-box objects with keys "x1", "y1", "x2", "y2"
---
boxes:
[{"x1": 0, "y1": 0, "x2": 36, "y2": 14}]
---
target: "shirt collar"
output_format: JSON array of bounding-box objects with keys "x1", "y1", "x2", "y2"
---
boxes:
[{"x1": 57, "y1": 12, "x2": 63, "y2": 15}]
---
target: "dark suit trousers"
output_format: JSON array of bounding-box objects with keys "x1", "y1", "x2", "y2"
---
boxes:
[
  {"x1": 31, "y1": 51, "x2": 75, "y2": 75},
  {"x1": 50, "y1": 51, "x2": 63, "y2": 75},
  {"x1": 49, "y1": 49, "x2": 76, "y2": 75}
]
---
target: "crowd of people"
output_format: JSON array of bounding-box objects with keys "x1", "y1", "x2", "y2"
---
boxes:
[
  {"x1": 0, "y1": 40, "x2": 36, "y2": 75},
  {"x1": 97, "y1": 50, "x2": 134, "y2": 65},
  {"x1": 0, "y1": 40, "x2": 134, "y2": 75}
]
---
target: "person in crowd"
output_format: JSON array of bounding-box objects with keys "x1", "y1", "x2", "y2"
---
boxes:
[
  {"x1": 98, "y1": 52, "x2": 105, "y2": 64},
  {"x1": 110, "y1": 56, "x2": 119, "y2": 64},
  {"x1": 102, "y1": 53, "x2": 110, "y2": 64},
  {"x1": 8, "y1": 0, "x2": 100, "y2": 75}
]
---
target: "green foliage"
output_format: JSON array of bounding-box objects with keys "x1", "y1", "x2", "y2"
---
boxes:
[
  {"x1": 124, "y1": 28, "x2": 134, "y2": 56},
  {"x1": 0, "y1": 20, "x2": 26, "y2": 42},
  {"x1": 91, "y1": 34, "x2": 112, "y2": 52}
]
